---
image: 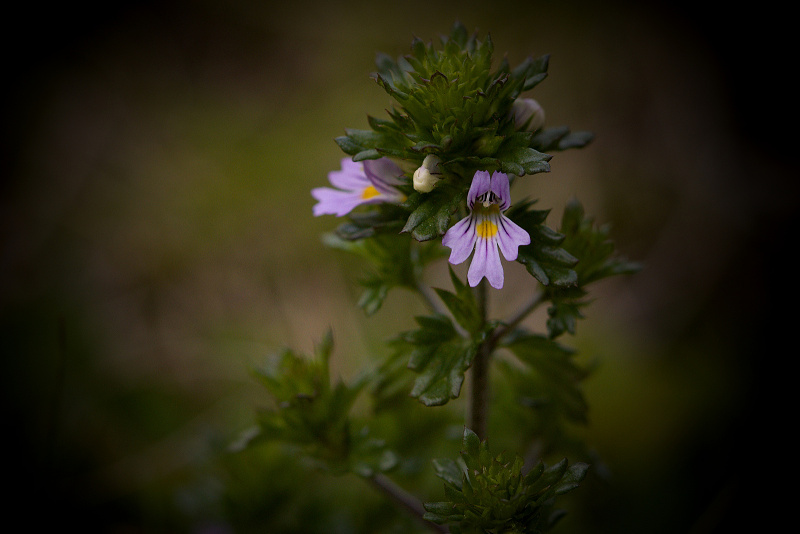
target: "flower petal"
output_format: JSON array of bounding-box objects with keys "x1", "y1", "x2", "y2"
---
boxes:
[
  {"x1": 442, "y1": 216, "x2": 476, "y2": 265},
  {"x1": 496, "y1": 214, "x2": 531, "y2": 261},
  {"x1": 311, "y1": 187, "x2": 366, "y2": 216},
  {"x1": 490, "y1": 171, "x2": 511, "y2": 211},
  {"x1": 314, "y1": 157, "x2": 406, "y2": 217},
  {"x1": 328, "y1": 158, "x2": 368, "y2": 191},
  {"x1": 468, "y1": 234, "x2": 504, "y2": 288},
  {"x1": 467, "y1": 170, "x2": 491, "y2": 209},
  {"x1": 364, "y1": 158, "x2": 404, "y2": 186}
]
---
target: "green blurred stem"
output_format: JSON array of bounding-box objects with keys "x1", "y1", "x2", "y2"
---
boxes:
[
  {"x1": 470, "y1": 280, "x2": 490, "y2": 440},
  {"x1": 368, "y1": 474, "x2": 449, "y2": 533}
]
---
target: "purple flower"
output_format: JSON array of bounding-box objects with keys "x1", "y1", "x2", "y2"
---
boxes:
[
  {"x1": 312, "y1": 157, "x2": 406, "y2": 217},
  {"x1": 442, "y1": 171, "x2": 530, "y2": 289}
]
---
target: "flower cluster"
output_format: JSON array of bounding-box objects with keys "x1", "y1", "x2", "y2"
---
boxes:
[{"x1": 313, "y1": 157, "x2": 530, "y2": 289}]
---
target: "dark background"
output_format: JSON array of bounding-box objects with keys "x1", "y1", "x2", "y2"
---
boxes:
[{"x1": 3, "y1": 1, "x2": 795, "y2": 532}]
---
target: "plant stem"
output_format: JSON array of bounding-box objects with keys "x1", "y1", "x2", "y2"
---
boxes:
[
  {"x1": 469, "y1": 280, "x2": 490, "y2": 440},
  {"x1": 368, "y1": 474, "x2": 449, "y2": 533},
  {"x1": 470, "y1": 287, "x2": 546, "y2": 440}
]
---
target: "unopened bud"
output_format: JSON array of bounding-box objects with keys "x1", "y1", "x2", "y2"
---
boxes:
[
  {"x1": 413, "y1": 154, "x2": 442, "y2": 193},
  {"x1": 511, "y1": 98, "x2": 545, "y2": 132}
]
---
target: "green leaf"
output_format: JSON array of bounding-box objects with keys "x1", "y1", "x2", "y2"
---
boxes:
[
  {"x1": 506, "y1": 200, "x2": 578, "y2": 287},
  {"x1": 433, "y1": 267, "x2": 483, "y2": 336},
  {"x1": 432, "y1": 457, "x2": 464, "y2": 487},
  {"x1": 557, "y1": 131, "x2": 594, "y2": 150},
  {"x1": 530, "y1": 126, "x2": 594, "y2": 153},
  {"x1": 461, "y1": 427, "x2": 482, "y2": 468},
  {"x1": 501, "y1": 332, "x2": 590, "y2": 425},
  {"x1": 546, "y1": 299, "x2": 587, "y2": 339},
  {"x1": 243, "y1": 332, "x2": 403, "y2": 477},
  {"x1": 543, "y1": 197, "x2": 641, "y2": 337},
  {"x1": 397, "y1": 314, "x2": 477, "y2": 406},
  {"x1": 553, "y1": 462, "x2": 590, "y2": 495},
  {"x1": 401, "y1": 183, "x2": 465, "y2": 241},
  {"x1": 497, "y1": 145, "x2": 552, "y2": 177}
]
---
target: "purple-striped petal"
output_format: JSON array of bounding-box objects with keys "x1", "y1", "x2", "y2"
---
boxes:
[
  {"x1": 442, "y1": 216, "x2": 477, "y2": 265},
  {"x1": 364, "y1": 158, "x2": 404, "y2": 186},
  {"x1": 468, "y1": 170, "x2": 491, "y2": 209},
  {"x1": 313, "y1": 157, "x2": 406, "y2": 217},
  {"x1": 496, "y1": 214, "x2": 531, "y2": 261},
  {"x1": 468, "y1": 234, "x2": 504, "y2": 288},
  {"x1": 490, "y1": 171, "x2": 511, "y2": 211}
]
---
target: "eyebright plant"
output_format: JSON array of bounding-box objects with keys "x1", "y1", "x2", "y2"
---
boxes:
[{"x1": 235, "y1": 22, "x2": 639, "y2": 533}]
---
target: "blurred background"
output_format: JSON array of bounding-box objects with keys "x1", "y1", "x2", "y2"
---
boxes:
[{"x1": 2, "y1": 0, "x2": 795, "y2": 532}]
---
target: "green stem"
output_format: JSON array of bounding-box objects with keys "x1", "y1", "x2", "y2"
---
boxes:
[
  {"x1": 470, "y1": 287, "x2": 546, "y2": 440},
  {"x1": 469, "y1": 280, "x2": 490, "y2": 440}
]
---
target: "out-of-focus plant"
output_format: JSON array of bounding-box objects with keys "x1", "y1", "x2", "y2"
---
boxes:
[{"x1": 233, "y1": 22, "x2": 639, "y2": 533}]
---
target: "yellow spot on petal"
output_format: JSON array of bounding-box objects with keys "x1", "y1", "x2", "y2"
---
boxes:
[
  {"x1": 476, "y1": 220, "x2": 498, "y2": 239},
  {"x1": 361, "y1": 185, "x2": 380, "y2": 199}
]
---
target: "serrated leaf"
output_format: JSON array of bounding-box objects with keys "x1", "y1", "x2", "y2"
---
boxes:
[
  {"x1": 553, "y1": 462, "x2": 590, "y2": 495},
  {"x1": 501, "y1": 333, "x2": 590, "y2": 425},
  {"x1": 401, "y1": 183, "x2": 465, "y2": 241},
  {"x1": 245, "y1": 333, "x2": 397, "y2": 477},
  {"x1": 531, "y1": 126, "x2": 594, "y2": 153},
  {"x1": 557, "y1": 131, "x2": 594, "y2": 150},
  {"x1": 542, "y1": 197, "x2": 641, "y2": 336},
  {"x1": 324, "y1": 231, "x2": 445, "y2": 315},
  {"x1": 433, "y1": 267, "x2": 483, "y2": 335},
  {"x1": 497, "y1": 145, "x2": 552, "y2": 177},
  {"x1": 433, "y1": 457, "x2": 464, "y2": 487},
  {"x1": 506, "y1": 202, "x2": 578, "y2": 288},
  {"x1": 398, "y1": 314, "x2": 477, "y2": 406}
]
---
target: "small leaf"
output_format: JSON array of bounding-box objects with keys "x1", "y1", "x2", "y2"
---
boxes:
[
  {"x1": 433, "y1": 267, "x2": 483, "y2": 335},
  {"x1": 506, "y1": 201, "x2": 578, "y2": 288},
  {"x1": 497, "y1": 146, "x2": 552, "y2": 177},
  {"x1": 401, "y1": 184, "x2": 465, "y2": 241},
  {"x1": 398, "y1": 314, "x2": 477, "y2": 406},
  {"x1": 433, "y1": 457, "x2": 464, "y2": 487},
  {"x1": 462, "y1": 427, "x2": 481, "y2": 462}
]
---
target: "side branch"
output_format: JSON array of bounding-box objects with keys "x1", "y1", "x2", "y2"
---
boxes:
[
  {"x1": 368, "y1": 474, "x2": 449, "y2": 533},
  {"x1": 490, "y1": 288, "x2": 545, "y2": 346}
]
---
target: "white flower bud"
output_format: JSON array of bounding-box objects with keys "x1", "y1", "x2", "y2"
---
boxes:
[
  {"x1": 511, "y1": 98, "x2": 545, "y2": 132},
  {"x1": 412, "y1": 154, "x2": 442, "y2": 193}
]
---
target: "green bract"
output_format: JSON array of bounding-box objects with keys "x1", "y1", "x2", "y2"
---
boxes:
[
  {"x1": 334, "y1": 21, "x2": 592, "y2": 243},
  {"x1": 337, "y1": 22, "x2": 591, "y2": 176}
]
